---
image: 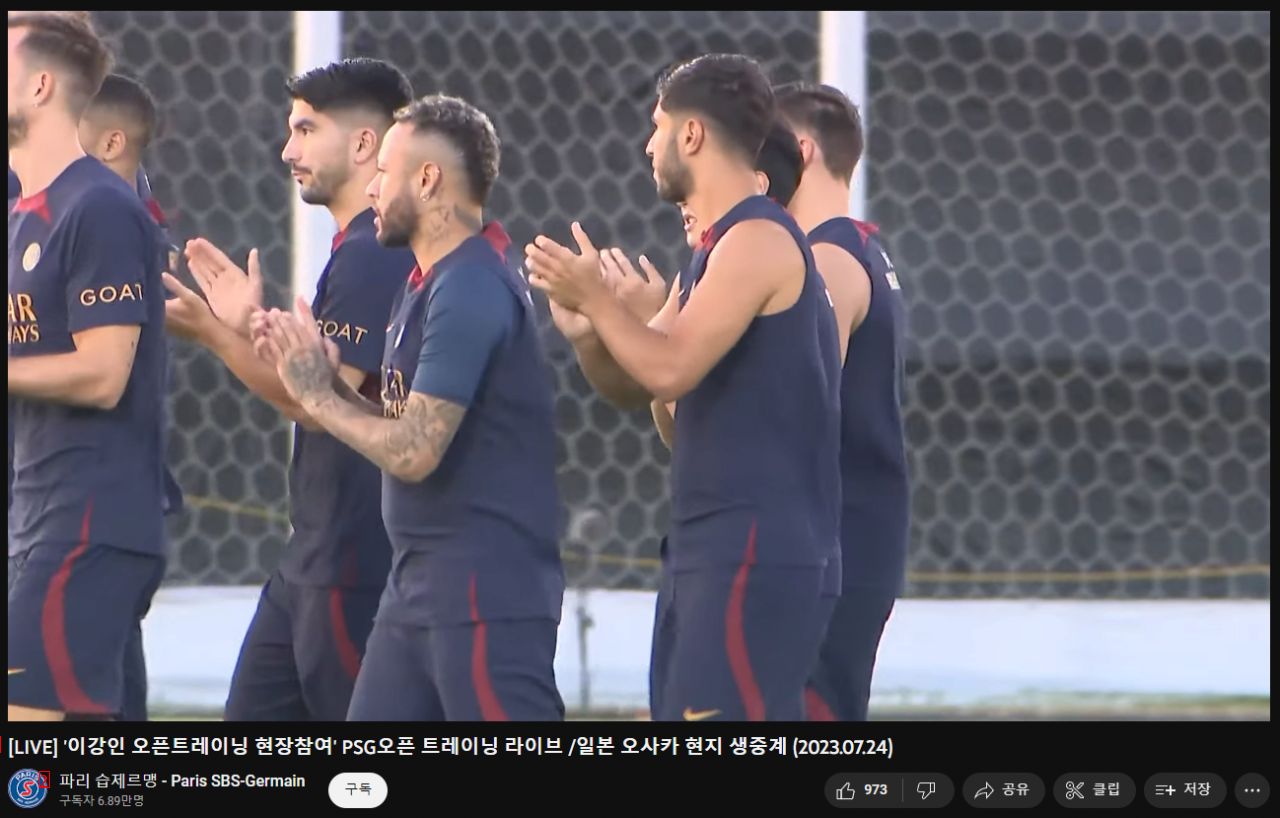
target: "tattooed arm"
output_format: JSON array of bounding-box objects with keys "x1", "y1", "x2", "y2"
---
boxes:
[
  {"x1": 300, "y1": 389, "x2": 464, "y2": 482},
  {"x1": 330, "y1": 374, "x2": 385, "y2": 418},
  {"x1": 274, "y1": 264, "x2": 512, "y2": 482}
]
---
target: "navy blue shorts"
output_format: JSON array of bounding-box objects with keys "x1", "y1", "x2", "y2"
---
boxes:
[
  {"x1": 348, "y1": 616, "x2": 564, "y2": 721},
  {"x1": 224, "y1": 572, "x2": 380, "y2": 721},
  {"x1": 650, "y1": 563, "x2": 827, "y2": 722},
  {"x1": 648, "y1": 538, "x2": 674, "y2": 719},
  {"x1": 7, "y1": 542, "x2": 164, "y2": 716},
  {"x1": 806, "y1": 588, "x2": 896, "y2": 721},
  {"x1": 121, "y1": 622, "x2": 149, "y2": 721}
]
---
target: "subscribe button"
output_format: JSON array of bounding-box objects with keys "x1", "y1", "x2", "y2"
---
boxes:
[{"x1": 328, "y1": 773, "x2": 388, "y2": 808}]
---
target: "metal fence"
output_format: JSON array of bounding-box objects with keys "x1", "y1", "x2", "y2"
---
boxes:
[{"x1": 95, "y1": 11, "x2": 1269, "y2": 599}]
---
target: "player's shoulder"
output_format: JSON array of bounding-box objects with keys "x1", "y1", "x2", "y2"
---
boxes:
[
  {"x1": 711, "y1": 217, "x2": 805, "y2": 276},
  {"x1": 326, "y1": 234, "x2": 414, "y2": 313},
  {"x1": 333, "y1": 227, "x2": 415, "y2": 276},
  {"x1": 59, "y1": 164, "x2": 150, "y2": 224},
  {"x1": 861, "y1": 229, "x2": 891, "y2": 262},
  {"x1": 435, "y1": 251, "x2": 516, "y2": 296},
  {"x1": 434, "y1": 248, "x2": 526, "y2": 317},
  {"x1": 811, "y1": 239, "x2": 868, "y2": 278}
]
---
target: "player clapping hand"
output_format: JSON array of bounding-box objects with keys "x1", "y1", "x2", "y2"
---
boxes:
[
  {"x1": 535, "y1": 229, "x2": 669, "y2": 342},
  {"x1": 183, "y1": 239, "x2": 265, "y2": 337},
  {"x1": 525, "y1": 221, "x2": 614, "y2": 312},
  {"x1": 599, "y1": 248, "x2": 669, "y2": 325},
  {"x1": 160, "y1": 272, "x2": 217, "y2": 341},
  {"x1": 251, "y1": 297, "x2": 341, "y2": 408}
]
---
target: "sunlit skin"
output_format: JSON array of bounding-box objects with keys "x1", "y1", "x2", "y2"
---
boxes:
[
  {"x1": 7, "y1": 24, "x2": 87, "y2": 195},
  {"x1": 281, "y1": 100, "x2": 378, "y2": 229},
  {"x1": 365, "y1": 122, "x2": 422, "y2": 249},
  {"x1": 679, "y1": 172, "x2": 768, "y2": 248}
]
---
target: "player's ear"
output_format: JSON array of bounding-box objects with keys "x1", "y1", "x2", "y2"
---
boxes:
[
  {"x1": 103, "y1": 130, "x2": 127, "y2": 162},
  {"x1": 353, "y1": 127, "x2": 378, "y2": 165},
  {"x1": 683, "y1": 117, "x2": 704, "y2": 155},
  {"x1": 797, "y1": 137, "x2": 816, "y2": 169},
  {"x1": 754, "y1": 171, "x2": 770, "y2": 196},
  {"x1": 418, "y1": 162, "x2": 442, "y2": 202},
  {"x1": 31, "y1": 69, "x2": 55, "y2": 107}
]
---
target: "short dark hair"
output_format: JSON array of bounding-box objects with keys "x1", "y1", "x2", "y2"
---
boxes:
[
  {"x1": 774, "y1": 82, "x2": 864, "y2": 183},
  {"x1": 656, "y1": 53, "x2": 775, "y2": 164},
  {"x1": 756, "y1": 120, "x2": 803, "y2": 208},
  {"x1": 393, "y1": 94, "x2": 501, "y2": 206},
  {"x1": 9, "y1": 13, "x2": 113, "y2": 117},
  {"x1": 286, "y1": 57, "x2": 413, "y2": 122},
  {"x1": 87, "y1": 74, "x2": 157, "y2": 151}
]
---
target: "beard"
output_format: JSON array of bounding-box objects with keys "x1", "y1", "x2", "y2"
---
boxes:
[
  {"x1": 8, "y1": 112, "x2": 28, "y2": 150},
  {"x1": 654, "y1": 136, "x2": 694, "y2": 204},
  {"x1": 375, "y1": 188, "x2": 417, "y2": 248},
  {"x1": 294, "y1": 163, "x2": 347, "y2": 207}
]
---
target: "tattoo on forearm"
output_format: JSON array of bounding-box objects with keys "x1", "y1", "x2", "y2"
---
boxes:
[
  {"x1": 281, "y1": 348, "x2": 334, "y2": 403},
  {"x1": 331, "y1": 375, "x2": 383, "y2": 417},
  {"x1": 310, "y1": 392, "x2": 465, "y2": 480},
  {"x1": 381, "y1": 395, "x2": 465, "y2": 478}
]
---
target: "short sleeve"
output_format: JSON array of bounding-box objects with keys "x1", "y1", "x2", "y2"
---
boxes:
[
  {"x1": 410, "y1": 267, "x2": 515, "y2": 407},
  {"x1": 64, "y1": 192, "x2": 157, "y2": 333},
  {"x1": 316, "y1": 240, "x2": 410, "y2": 374}
]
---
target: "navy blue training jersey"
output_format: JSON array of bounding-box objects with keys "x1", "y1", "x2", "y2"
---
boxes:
[
  {"x1": 808, "y1": 217, "x2": 910, "y2": 595},
  {"x1": 8, "y1": 156, "x2": 168, "y2": 555},
  {"x1": 8, "y1": 168, "x2": 18, "y2": 510},
  {"x1": 9, "y1": 163, "x2": 183, "y2": 517},
  {"x1": 134, "y1": 165, "x2": 186, "y2": 517},
  {"x1": 378, "y1": 224, "x2": 564, "y2": 626},
  {"x1": 672, "y1": 195, "x2": 843, "y2": 570},
  {"x1": 283, "y1": 208, "x2": 409, "y2": 589}
]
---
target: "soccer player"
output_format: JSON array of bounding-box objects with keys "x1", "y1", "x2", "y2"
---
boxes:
[
  {"x1": 626, "y1": 119, "x2": 848, "y2": 721},
  {"x1": 775, "y1": 82, "x2": 909, "y2": 721},
  {"x1": 527, "y1": 54, "x2": 842, "y2": 722},
  {"x1": 7, "y1": 12, "x2": 168, "y2": 721},
  {"x1": 77, "y1": 71, "x2": 183, "y2": 723},
  {"x1": 648, "y1": 118, "x2": 809, "y2": 448},
  {"x1": 253, "y1": 94, "x2": 565, "y2": 722},
  {"x1": 9, "y1": 19, "x2": 171, "y2": 514},
  {"x1": 79, "y1": 73, "x2": 171, "y2": 235},
  {"x1": 164, "y1": 59, "x2": 415, "y2": 721}
]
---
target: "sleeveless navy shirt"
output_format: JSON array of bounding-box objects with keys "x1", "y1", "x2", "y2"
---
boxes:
[
  {"x1": 808, "y1": 217, "x2": 910, "y2": 595},
  {"x1": 671, "y1": 195, "x2": 843, "y2": 572}
]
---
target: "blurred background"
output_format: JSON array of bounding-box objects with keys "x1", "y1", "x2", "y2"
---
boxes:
[{"x1": 87, "y1": 10, "x2": 1268, "y2": 719}]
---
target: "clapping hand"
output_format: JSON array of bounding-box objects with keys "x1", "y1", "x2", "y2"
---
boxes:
[
  {"x1": 525, "y1": 222, "x2": 612, "y2": 313},
  {"x1": 252, "y1": 296, "x2": 338, "y2": 407},
  {"x1": 599, "y1": 248, "x2": 669, "y2": 324},
  {"x1": 184, "y1": 239, "x2": 265, "y2": 337}
]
